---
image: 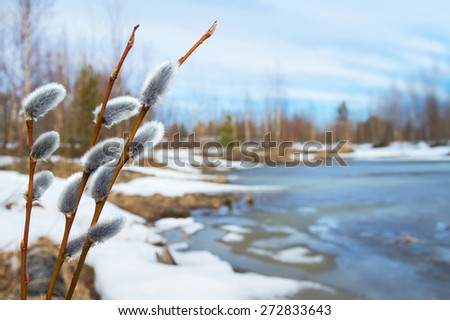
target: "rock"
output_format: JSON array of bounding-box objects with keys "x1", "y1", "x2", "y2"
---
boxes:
[
  {"x1": 395, "y1": 234, "x2": 419, "y2": 245},
  {"x1": 0, "y1": 238, "x2": 98, "y2": 300}
]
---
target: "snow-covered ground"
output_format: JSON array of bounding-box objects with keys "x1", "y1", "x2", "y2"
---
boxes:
[
  {"x1": 0, "y1": 156, "x2": 14, "y2": 167},
  {"x1": 114, "y1": 175, "x2": 281, "y2": 197},
  {"x1": 0, "y1": 170, "x2": 332, "y2": 299},
  {"x1": 291, "y1": 141, "x2": 450, "y2": 161},
  {"x1": 248, "y1": 247, "x2": 325, "y2": 264},
  {"x1": 344, "y1": 142, "x2": 450, "y2": 161},
  {"x1": 152, "y1": 149, "x2": 260, "y2": 172},
  {"x1": 220, "y1": 224, "x2": 252, "y2": 243},
  {"x1": 117, "y1": 161, "x2": 282, "y2": 197}
]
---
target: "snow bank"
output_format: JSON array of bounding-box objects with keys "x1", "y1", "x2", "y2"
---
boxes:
[
  {"x1": 153, "y1": 149, "x2": 261, "y2": 172},
  {"x1": 222, "y1": 233, "x2": 245, "y2": 242},
  {"x1": 344, "y1": 142, "x2": 450, "y2": 161},
  {"x1": 155, "y1": 217, "x2": 204, "y2": 236},
  {"x1": 0, "y1": 170, "x2": 331, "y2": 299},
  {"x1": 221, "y1": 224, "x2": 252, "y2": 234},
  {"x1": 88, "y1": 240, "x2": 331, "y2": 299},
  {"x1": 0, "y1": 156, "x2": 14, "y2": 167},
  {"x1": 0, "y1": 170, "x2": 141, "y2": 251},
  {"x1": 220, "y1": 225, "x2": 252, "y2": 243},
  {"x1": 114, "y1": 176, "x2": 282, "y2": 197},
  {"x1": 248, "y1": 247, "x2": 325, "y2": 264},
  {"x1": 275, "y1": 247, "x2": 325, "y2": 264},
  {"x1": 124, "y1": 165, "x2": 216, "y2": 181}
]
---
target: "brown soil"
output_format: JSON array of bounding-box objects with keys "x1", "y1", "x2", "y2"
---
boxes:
[
  {"x1": 0, "y1": 158, "x2": 147, "y2": 182},
  {"x1": 0, "y1": 238, "x2": 99, "y2": 300},
  {"x1": 0, "y1": 158, "x2": 83, "y2": 178},
  {"x1": 108, "y1": 192, "x2": 237, "y2": 222}
]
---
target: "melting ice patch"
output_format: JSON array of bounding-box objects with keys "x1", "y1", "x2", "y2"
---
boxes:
[
  {"x1": 222, "y1": 233, "x2": 245, "y2": 242},
  {"x1": 221, "y1": 224, "x2": 252, "y2": 234},
  {"x1": 155, "y1": 217, "x2": 204, "y2": 236},
  {"x1": 248, "y1": 246, "x2": 325, "y2": 264},
  {"x1": 220, "y1": 224, "x2": 252, "y2": 243}
]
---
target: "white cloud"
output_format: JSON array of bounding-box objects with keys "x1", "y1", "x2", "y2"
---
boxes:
[
  {"x1": 404, "y1": 37, "x2": 449, "y2": 55},
  {"x1": 286, "y1": 88, "x2": 368, "y2": 103},
  {"x1": 47, "y1": 0, "x2": 450, "y2": 112}
]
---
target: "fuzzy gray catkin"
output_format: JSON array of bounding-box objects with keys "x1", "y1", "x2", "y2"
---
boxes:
[
  {"x1": 65, "y1": 233, "x2": 87, "y2": 259},
  {"x1": 24, "y1": 170, "x2": 54, "y2": 201},
  {"x1": 88, "y1": 216, "x2": 126, "y2": 244},
  {"x1": 57, "y1": 172, "x2": 83, "y2": 216},
  {"x1": 140, "y1": 61, "x2": 178, "y2": 108},
  {"x1": 87, "y1": 164, "x2": 115, "y2": 201},
  {"x1": 82, "y1": 138, "x2": 124, "y2": 174},
  {"x1": 92, "y1": 96, "x2": 140, "y2": 128},
  {"x1": 31, "y1": 131, "x2": 60, "y2": 161},
  {"x1": 129, "y1": 121, "x2": 164, "y2": 160},
  {"x1": 22, "y1": 83, "x2": 66, "y2": 120}
]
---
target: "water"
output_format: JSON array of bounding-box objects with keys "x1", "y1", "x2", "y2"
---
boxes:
[{"x1": 189, "y1": 160, "x2": 450, "y2": 299}]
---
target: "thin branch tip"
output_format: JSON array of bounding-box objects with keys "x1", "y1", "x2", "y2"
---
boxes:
[
  {"x1": 178, "y1": 20, "x2": 217, "y2": 66},
  {"x1": 209, "y1": 21, "x2": 217, "y2": 35}
]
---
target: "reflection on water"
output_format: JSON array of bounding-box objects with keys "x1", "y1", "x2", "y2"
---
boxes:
[{"x1": 189, "y1": 160, "x2": 450, "y2": 299}]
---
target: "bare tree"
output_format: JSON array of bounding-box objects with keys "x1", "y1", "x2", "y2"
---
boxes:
[
  {"x1": 0, "y1": 0, "x2": 54, "y2": 151},
  {"x1": 244, "y1": 92, "x2": 252, "y2": 141}
]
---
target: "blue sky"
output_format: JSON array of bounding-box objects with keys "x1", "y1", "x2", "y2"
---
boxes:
[{"x1": 47, "y1": 0, "x2": 450, "y2": 123}]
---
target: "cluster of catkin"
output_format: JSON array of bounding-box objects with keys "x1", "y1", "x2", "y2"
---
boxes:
[
  {"x1": 20, "y1": 61, "x2": 178, "y2": 299},
  {"x1": 19, "y1": 21, "x2": 216, "y2": 300}
]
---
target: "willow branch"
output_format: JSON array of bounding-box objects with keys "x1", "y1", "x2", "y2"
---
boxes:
[
  {"x1": 89, "y1": 24, "x2": 139, "y2": 148},
  {"x1": 66, "y1": 21, "x2": 217, "y2": 299},
  {"x1": 64, "y1": 235, "x2": 94, "y2": 300},
  {"x1": 20, "y1": 119, "x2": 36, "y2": 300},
  {"x1": 46, "y1": 24, "x2": 139, "y2": 300},
  {"x1": 178, "y1": 21, "x2": 217, "y2": 66}
]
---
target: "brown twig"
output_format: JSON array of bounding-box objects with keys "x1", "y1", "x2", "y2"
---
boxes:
[
  {"x1": 20, "y1": 119, "x2": 36, "y2": 300},
  {"x1": 65, "y1": 201, "x2": 105, "y2": 299},
  {"x1": 65, "y1": 234, "x2": 94, "y2": 299},
  {"x1": 178, "y1": 21, "x2": 217, "y2": 66},
  {"x1": 89, "y1": 24, "x2": 139, "y2": 148},
  {"x1": 46, "y1": 24, "x2": 139, "y2": 300},
  {"x1": 66, "y1": 21, "x2": 217, "y2": 300}
]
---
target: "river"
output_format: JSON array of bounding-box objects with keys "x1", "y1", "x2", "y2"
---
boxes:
[{"x1": 187, "y1": 160, "x2": 450, "y2": 299}]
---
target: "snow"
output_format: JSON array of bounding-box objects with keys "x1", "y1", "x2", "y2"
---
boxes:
[
  {"x1": 169, "y1": 242, "x2": 190, "y2": 251},
  {"x1": 124, "y1": 164, "x2": 215, "y2": 180},
  {"x1": 154, "y1": 217, "x2": 204, "y2": 236},
  {"x1": 275, "y1": 247, "x2": 325, "y2": 264},
  {"x1": 0, "y1": 169, "x2": 333, "y2": 299},
  {"x1": 88, "y1": 240, "x2": 332, "y2": 299},
  {"x1": 221, "y1": 224, "x2": 252, "y2": 234},
  {"x1": 152, "y1": 149, "x2": 204, "y2": 174},
  {"x1": 152, "y1": 149, "x2": 262, "y2": 172},
  {"x1": 344, "y1": 141, "x2": 450, "y2": 161},
  {"x1": 114, "y1": 176, "x2": 282, "y2": 197},
  {"x1": 291, "y1": 141, "x2": 450, "y2": 161},
  {"x1": 248, "y1": 247, "x2": 325, "y2": 264},
  {"x1": 0, "y1": 156, "x2": 14, "y2": 167},
  {"x1": 222, "y1": 232, "x2": 244, "y2": 242},
  {"x1": 220, "y1": 225, "x2": 252, "y2": 242}
]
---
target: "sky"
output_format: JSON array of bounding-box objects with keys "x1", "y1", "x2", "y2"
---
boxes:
[{"x1": 45, "y1": 0, "x2": 450, "y2": 123}]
